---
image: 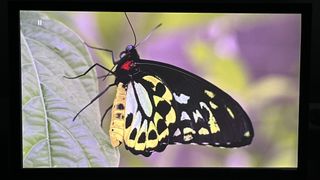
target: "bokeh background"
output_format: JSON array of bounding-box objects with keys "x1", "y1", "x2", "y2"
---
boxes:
[{"x1": 44, "y1": 12, "x2": 301, "y2": 167}]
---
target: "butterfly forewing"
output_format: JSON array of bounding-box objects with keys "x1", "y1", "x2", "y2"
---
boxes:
[
  {"x1": 123, "y1": 74, "x2": 177, "y2": 156},
  {"x1": 135, "y1": 60, "x2": 254, "y2": 148}
]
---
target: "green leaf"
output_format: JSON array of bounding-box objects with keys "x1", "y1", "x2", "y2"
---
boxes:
[{"x1": 21, "y1": 11, "x2": 119, "y2": 167}]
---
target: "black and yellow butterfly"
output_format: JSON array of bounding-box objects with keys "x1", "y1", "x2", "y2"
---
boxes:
[{"x1": 66, "y1": 13, "x2": 254, "y2": 157}]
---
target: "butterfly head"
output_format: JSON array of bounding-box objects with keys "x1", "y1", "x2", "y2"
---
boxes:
[
  {"x1": 115, "y1": 45, "x2": 140, "y2": 74},
  {"x1": 114, "y1": 45, "x2": 141, "y2": 84},
  {"x1": 118, "y1": 45, "x2": 140, "y2": 64}
]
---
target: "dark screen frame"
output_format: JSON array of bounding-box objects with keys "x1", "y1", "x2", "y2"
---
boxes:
[{"x1": 9, "y1": 0, "x2": 311, "y2": 178}]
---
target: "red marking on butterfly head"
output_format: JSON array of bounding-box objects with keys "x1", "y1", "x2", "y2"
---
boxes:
[{"x1": 121, "y1": 60, "x2": 134, "y2": 71}]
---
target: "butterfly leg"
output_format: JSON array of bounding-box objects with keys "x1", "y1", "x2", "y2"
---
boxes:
[
  {"x1": 100, "y1": 104, "x2": 113, "y2": 127},
  {"x1": 72, "y1": 83, "x2": 116, "y2": 121},
  {"x1": 83, "y1": 42, "x2": 117, "y2": 65},
  {"x1": 97, "y1": 65, "x2": 116, "y2": 81},
  {"x1": 64, "y1": 63, "x2": 114, "y2": 79},
  {"x1": 98, "y1": 74, "x2": 112, "y2": 81}
]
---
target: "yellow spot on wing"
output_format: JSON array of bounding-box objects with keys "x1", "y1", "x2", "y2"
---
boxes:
[
  {"x1": 226, "y1": 107, "x2": 235, "y2": 119},
  {"x1": 209, "y1": 101, "x2": 218, "y2": 109},
  {"x1": 198, "y1": 127, "x2": 210, "y2": 135},
  {"x1": 154, "y1": 112, "x2": 162, "y2": 127},
  {"x1": 183, "y1": 127, "x2": 196, "y2": 134},
  {"x1": 205, "y1": 90, "x2": 215, "y2": 98},
  {"x1": 134, "y1": 120, "x2": 148, "y2": 151},
  {"x1": 143, "y1": 75, "x2": 173, "y2": 102},
  {"x1": 165, "y1": 107, "x2": 176, "y2": 125},
  {"x1": 153, "y1": 96, "x2": 162, "y2": 106},
  {"x1": 208, "y1": 115, "x2": 220, "y2": 133},
  {"x1": 158, "y1": 129, "x2": 169, "y2": 141},
  {"x1": 124, "y1": 128, "x2": 135, "y2": 148},
  {"x1": 183, "y1": 128, "x2": 194, "y2": 141},
  {"x1": 153, "y1": 112, "x2": 169, "y2": 141},
  {"x1": 184, "y1": 134, "x2": 193, "y2": 141},
  {"x1": 146, "y1": 121, "x2": 158, "y2": 149},
  {"x1": 244, "y1": 131, "x2": 251, "y2": 137},
  {"x1": 143, "y1": 75, "x2": 161, "y2": 88},
  {"x1": 135, "y1": 142, "x2": 146, "y2": 151},
  {"x1": 162, "y1": 86, "x2": 173, "y2": 102},
  {"x1": 198, "y1": 101, "x2": 220, "y2": 134}
]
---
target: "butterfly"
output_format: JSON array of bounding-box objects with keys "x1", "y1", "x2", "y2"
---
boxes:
[{"x1": 65, "y1": 13, "x2": 254, "y2": 157}]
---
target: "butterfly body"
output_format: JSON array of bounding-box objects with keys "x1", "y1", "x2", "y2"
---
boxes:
[
  {"x1": 108, "y1": 45, "x2": 254, "y2": 157},
  {"x1": 109, "y1": 82, "x2": 127, "y2": 147}
]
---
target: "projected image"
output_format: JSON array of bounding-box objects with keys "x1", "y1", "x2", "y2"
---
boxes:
[{"x1": 21, "y1": 11, "x2": 300, "y2": 167}]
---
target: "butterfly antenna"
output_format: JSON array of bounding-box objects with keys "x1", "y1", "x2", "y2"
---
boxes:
[
  {"x1": 136, "y1": 23, "x2": 162, "y2": 48},
  {"x1": 124, "y1": 12, "x2": 137, "y2": 47}
]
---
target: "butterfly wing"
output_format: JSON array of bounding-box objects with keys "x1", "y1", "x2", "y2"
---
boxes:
[
  {"x1": 136, "y1": 59, "x2": 254, "y2": 148},
  {"x1": 123, "y1": 74, "x2": 176, "y2": 156},
  {"x1": 122, "y1": 59, "x2": 254, "y2": 156}
]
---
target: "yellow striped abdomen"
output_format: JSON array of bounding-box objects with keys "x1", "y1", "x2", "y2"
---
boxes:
[{"x1": 109, "y1": 82, "x2": 127, "y2": 147}]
